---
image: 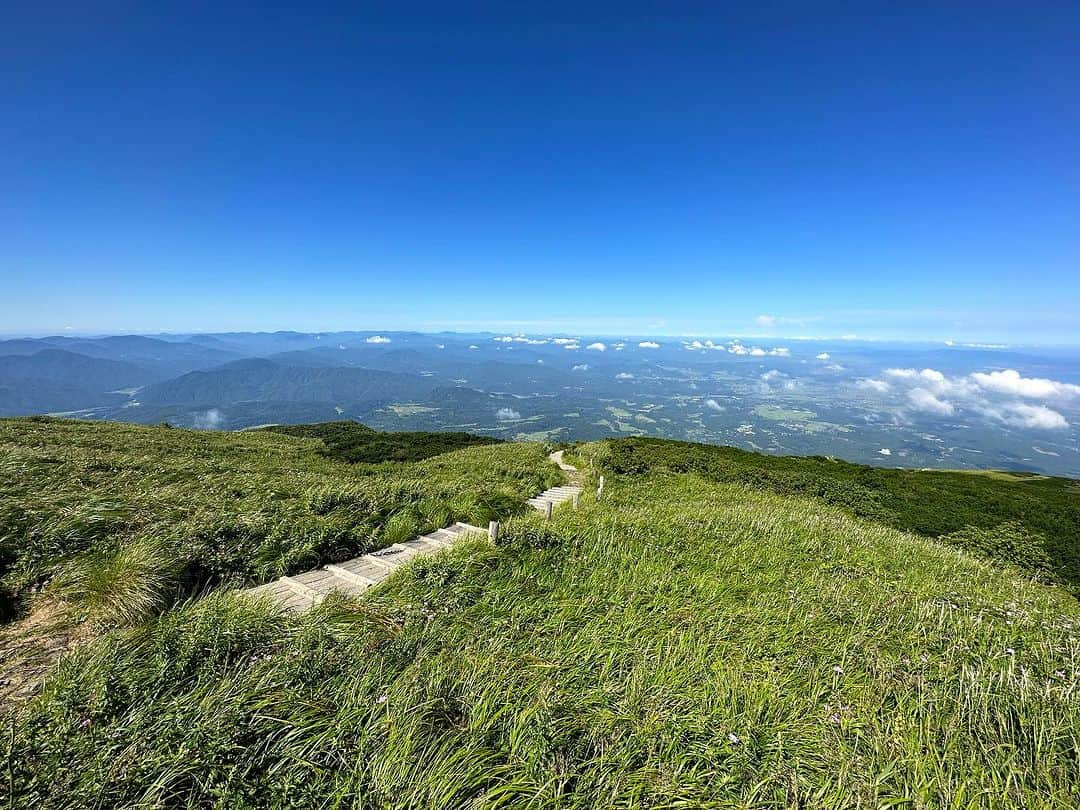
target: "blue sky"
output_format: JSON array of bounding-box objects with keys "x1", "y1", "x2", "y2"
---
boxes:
[{"x1": 2, "y1": 3, "x2": 1078, "y2": 343}]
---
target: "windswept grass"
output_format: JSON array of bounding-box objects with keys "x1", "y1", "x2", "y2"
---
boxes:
[
  {"x1": 0, "y1": 417, "x2": 559, "y2": 624},
  {"x1": 9, "y1": 450, "x2": 1079, "y2": 807},
  {"x1": 599, "y1": 437, "x2": 1080, "y2": 595}
]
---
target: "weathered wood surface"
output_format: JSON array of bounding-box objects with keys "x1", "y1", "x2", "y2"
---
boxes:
[{"x1": 245, "y1": 451, "x2": 582, "y2": 612}]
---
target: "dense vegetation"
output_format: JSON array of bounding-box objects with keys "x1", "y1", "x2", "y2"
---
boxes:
[
  {"x1": 8, "y1": 440, "x2": 1079, "y2": 807},
  {"x1": 263, "y1": 420, "x2": 500, "y2": 463},
  {"x1": 602, "y1": 437, "x2": 1080, "y2": 595},
  {"x1": 0, "y1": 417, "x2": 557, "y2": 625},
  {"x1": 3, "y1": 421, "x2": 1079, "y2": 806}
]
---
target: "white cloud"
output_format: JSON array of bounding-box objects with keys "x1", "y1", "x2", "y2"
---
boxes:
[
  {"x1": 863, "y1": 365, "x2": 1077, "y2": 431},
  {"x1": 884, "y1": 368, "x2": 918, "y2": 379},
  {"x1": 585, "y1": 342, "x2": 607, "y2": 351},
  {"x1": 495, "y1": 407, "x2": 521, "y2": 421},
  {"x1": 572, "y1": 363, "x2": 589, "y2": 371},
  {"x1": 769, "y1": 347, "x2": 791, "y2": 357},
  {"x1": 761, "y1": 370, "x2": 783, "y2": 381},
  {"x1": 495, "y1": 334, "x2": 549, "y2": 345},
  {"x1": 704, "y1": 398, "x2": 724, "y2": 412},
  {"x1": 884, "y1": 368, "x2": 963, "y2": 396},
  {"x1": 997, "y1": 403, "x2": 1069, "y2": 430},
  {"x1": 365, "y1": 335, "x2": 391, "y2": 344},
  {"x1": 816, "y1": 352, "x2": 831, "y2": 361},
  {"x1": 971, "y1": 369, "x2": 1080, "y2": 400},
  {"x1": 755, "y1": 314, "x2": 776, "y2": 327},
  {"x1": 907, "y1": 388, "x2": 955, "y2": 416},
  {"x1": 468, "y1": 344, "x2": 479, "y2": 350},
  {"x1": 563, "y1": 343, "x2": 580, "y2": 350},
  {"x1": 857, "y1": 379, "x2": 891, "y2": 393},
  {"x1": 551, "y1": 338, "x2": 578, "y2": 345},
  {"x1": 878, "y1": 448, "x2": 892, "y2": 456},
  {"x1": 193, "y1": 408, "x2": 224, "y2": 429},
  {"x1": 638, "y1": 341, "x2": 661, "y2": 349},
  {"x1": 749, "y1": 347, "x2": 767, "y2": 356},
  {"x1": 436, "y1": 344, "x2": 445, "y2": 349},
  {"x1": 615, "y1": 372, "x2": 634, "y2": 379}
]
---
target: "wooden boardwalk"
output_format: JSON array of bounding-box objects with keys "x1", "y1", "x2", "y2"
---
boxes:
[{"x1": 246, "y1": 451, "x2": 582, "y2": 612}]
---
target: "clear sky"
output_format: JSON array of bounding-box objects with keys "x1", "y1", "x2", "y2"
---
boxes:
[{"x1": 2, "y1": 2, "x2": 1078, "y2": 343}]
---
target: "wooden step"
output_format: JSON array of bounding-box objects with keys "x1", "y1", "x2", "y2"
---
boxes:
[
  {"x1": 402, "y1": 537, "x2": 445, "y2": 554},
  {"x1": 279, "y1": 576, "x2": 325, "y2": 608},
  {"x1": 419, "y1": 530, "x2": 454, "y2": 547},
  {"x1": 454, "y1": 522, "x2": 487, "y2": 535},
  {"x1": 324, "y1": 564, "x2": 378, "y2": 590},
  {"x1": 364, "y1": 544, "x2": 420, "y2": 570},
  {"x1": 337, "y1": 557, "x2": 393, "y2": 582},
  {"x1": 241, "y1": 462, "x2": 590, "y2": 612}
]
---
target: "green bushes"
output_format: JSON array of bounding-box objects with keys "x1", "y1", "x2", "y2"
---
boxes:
[{"x1": 263, "y1": 420, "x2": 500, "y2": 463}]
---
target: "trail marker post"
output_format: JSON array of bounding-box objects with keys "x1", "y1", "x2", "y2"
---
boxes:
[
  {"x1": 544, "y1": 501, "x2": 553, "y2": 520},
  {"x1": 572, "y1": 492, "x2": 579, "y2": 510},
  {"x1": 597, "y1": 475, "x2": 605, "y2": 501},
  {"x1": 488, "y1": 520, "x2": 500, "y2": 542}
]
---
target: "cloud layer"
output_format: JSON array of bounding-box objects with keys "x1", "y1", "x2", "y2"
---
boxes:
[{"x1": 858, "y1": 367, "x2": 1075, "y2": 429}]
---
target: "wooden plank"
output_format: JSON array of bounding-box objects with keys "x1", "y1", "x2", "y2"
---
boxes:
[
  {"x1": 325, "y1": 564, "x2": 377, "y2": 589},
  {"x1": 402, "y1": 537, "x2": 445, "y2": 554},
  {"x1": 281, "y1": 576, "x2": 324, "y2": 603},
  {"x1": 340, "y1": 558, "x2": 392, "y2": 581}
]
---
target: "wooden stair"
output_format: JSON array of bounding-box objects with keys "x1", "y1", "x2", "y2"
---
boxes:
[{"x1": 244, "y1": 452, "x2": 583, "y2": 613}]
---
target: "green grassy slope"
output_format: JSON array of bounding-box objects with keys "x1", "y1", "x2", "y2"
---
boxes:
[
  {"x1": 6, "y1": 432, "x2": 1080, "y2": 807},
  {"x1": 0, "y1": 417, "x2": 558, "y2": 623},
  {"x1": 601, "y1": 437, "x2": 1080, "y2": 595},
  {"x1": 8, "y1": 455, "x2": 1077, "y2": 806},
  {"x1": 262, "y1": 420, "x2": 500, "y2": 463}
]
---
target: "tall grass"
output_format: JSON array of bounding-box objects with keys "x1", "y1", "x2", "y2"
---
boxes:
[
  {"x1": 9, "y1": 460, "x2": 1079, "y2": 807},
  {"x1": 0, "y1": 418, "x2": 560, "y2": 623}
]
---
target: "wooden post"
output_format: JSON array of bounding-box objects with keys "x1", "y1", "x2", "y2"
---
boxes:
[
  {"x1": 597, "y1": 475, "x2": 605, "y2": 501},
  {"x1": 572, "y1": 492, "x2": 579, "y2": 510},
  {"x1": 488, "y1": 520, "x2": 500, "y2": 542},
  {"x1": 544, "y1": 500, "x2": 553, "y2": 520}
]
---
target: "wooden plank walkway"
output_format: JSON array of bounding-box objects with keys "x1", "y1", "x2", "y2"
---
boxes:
[{"x1": 245, "y1": 451, "x2": 582, "y2": 612}]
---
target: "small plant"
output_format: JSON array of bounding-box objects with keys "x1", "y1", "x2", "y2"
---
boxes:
[
  {"x1": 49, "y1": 534, "x2": 183, "y2": 627},
  {"x1": 381, "y1": 510, "x2": 420, "y2": 546}
]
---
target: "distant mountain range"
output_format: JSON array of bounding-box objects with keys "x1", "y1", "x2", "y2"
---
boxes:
[
  {"x1": 138, "y1": 358, "x2": 436, "y2": 407},
  {"x1": 2, "y1": 330, "x2": 1079, "y2": 477}
]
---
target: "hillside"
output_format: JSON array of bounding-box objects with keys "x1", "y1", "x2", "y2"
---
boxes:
[
  {"x1": 137, "y1": 358, "x2": 437, "y2": 406},
  {"x1": 0, "y1": 418, "x2": 557, "y2": 625},
  {"x1": 604, "y1": 437, "x2": 1080, "y2": 596},
  {"x1": 0, "y1": 350, "x2": 157, "y2": 415},
  {"x1": 262, "y1": 420, "x2": 501, "y2": 463},
  {"x1": 2, "y1": 419, "x2": 1079, "y2": 806}
]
